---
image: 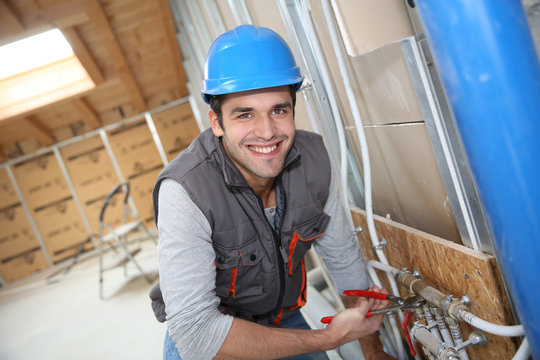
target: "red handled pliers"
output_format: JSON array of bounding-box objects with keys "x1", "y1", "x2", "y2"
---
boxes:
[{"x1": 320, "y1": 290, "x2": 425, "y2": 357}]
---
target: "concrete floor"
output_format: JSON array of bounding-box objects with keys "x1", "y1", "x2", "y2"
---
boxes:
[{"x1": 0, "y1": 238, "x2": 164, "y2": 360}]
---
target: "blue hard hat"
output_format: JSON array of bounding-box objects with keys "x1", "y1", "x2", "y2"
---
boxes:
[{"x1": 201, "y1": 25, "x2": 304, "y2": 104}]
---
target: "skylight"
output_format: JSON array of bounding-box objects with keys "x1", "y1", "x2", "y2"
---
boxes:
[
  {"x1": 0, "y1": 28, "x2": 95, "y2": 121},
  {"x1": 0, "y1": 29, "x2": 74, "y2": 79}
]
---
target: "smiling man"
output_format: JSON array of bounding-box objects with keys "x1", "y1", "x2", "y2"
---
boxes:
[{"x1": 151, "y1": 25, "x2": 394, "y2": 360}]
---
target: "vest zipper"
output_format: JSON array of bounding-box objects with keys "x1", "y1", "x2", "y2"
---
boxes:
[{"x1": 255, "y1": 195, "x2": 286, "y2": 314}]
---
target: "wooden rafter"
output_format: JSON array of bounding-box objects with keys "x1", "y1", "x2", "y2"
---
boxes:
[
  {"x1": 24, "y1": 115, "x2": 54, "y2": 146},
  {"x1": 71, "y1": 97, "x2": 101, "y2": 129},
  {"x1": 156, "y1": 0, "x2": 188, "y2": 96},
  {"x1": 61, "y1": 26, "x2": 105, "y2": 85},
  {"x1": 0, "y1": 0, "x2": 24, "y2": 37},
  {"x1": 84, "y1": 0, "x2": 147, "y2": 112}
]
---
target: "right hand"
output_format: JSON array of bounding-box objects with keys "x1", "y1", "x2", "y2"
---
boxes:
[{"x1": 323, "y1": 297, "x2": 385, "y2": 348}]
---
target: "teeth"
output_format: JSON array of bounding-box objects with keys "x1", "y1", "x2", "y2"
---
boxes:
[{"x1": 249, "y1": 144, "x2": 277, "y2": 154}]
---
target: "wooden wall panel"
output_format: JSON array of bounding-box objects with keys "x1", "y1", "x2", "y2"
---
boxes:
[
  {"x1": 106, "y1": 120, "x2": 163, "y2": 179},
  {"x1": 60, "y1": 135, "x2": 121, "y2": 234},
  {"x1": 11, "y1": 153, "x2": 89, "y2": 263},
  {"x1": 351, "y1": 208, "x2": 517, "y2": 359},
  {"x1": 0, "y1": 167, "x2": 49, "y2": 282},
  {"x1": 152, "y1": 102, "x2": 200, "y2": 161}
]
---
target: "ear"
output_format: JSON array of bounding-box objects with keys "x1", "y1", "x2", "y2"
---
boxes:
[{"x1": 209, "y1": 109, "x2": 224, "y2": 137}]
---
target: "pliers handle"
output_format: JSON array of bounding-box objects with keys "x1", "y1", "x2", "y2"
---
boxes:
[{"x1": 320, "y1": 290, "x2": 425, "y2": 323}]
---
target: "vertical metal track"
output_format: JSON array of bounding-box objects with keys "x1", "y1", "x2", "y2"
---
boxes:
[
  {"x1": 144, "y1": 112, "x2": 169, "y2": 166},
  {"x1": 52, "y1": 147, "x2": 94, "y2": 243},
  {"x1": 228, "y1": 0, "x2": 253, "y2": 25}
]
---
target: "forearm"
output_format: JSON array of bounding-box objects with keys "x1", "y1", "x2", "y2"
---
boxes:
[{"x1": 215, "y1": 318, "x2": 335, "y2": 360}]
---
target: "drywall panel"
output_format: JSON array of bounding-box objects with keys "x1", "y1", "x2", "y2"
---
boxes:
[
  {"x1": 333, "y1": 0, "x2": 413, "y2": 56},
  {"x1": 350, "y1": 41, "x2": 424, "y2": 126},
  {"x1": 351, "y1": 208, "x2": 517, "y2": 360},
  {"x1": 60, "y1": 135, "x2": 121, "y2": 233},
  {"x1": 106, "y1": 120, "x2": 163, "y2": 179},
  {"x1": 358, "y1": 123, "x2": 460, "y2": 243},
  {"x1": 152, "y1": 102, "x2": 200, "y2": 161}
]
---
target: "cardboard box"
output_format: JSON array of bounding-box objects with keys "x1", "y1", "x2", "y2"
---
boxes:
[
  {"x1": 152, "y1": 102, "x2": 200, "y2": 161},
  {"x1": 0, "y1": 247, "x2": 50, "y2": 283},
  {"x1": 106, "y1": 120, "x2": 163, "y2": 179}
]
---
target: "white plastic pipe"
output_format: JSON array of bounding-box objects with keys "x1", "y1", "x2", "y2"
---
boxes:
[
  {"x1": 459, "y1": 311, "x2": 525, "y2": 337},
  {"x1": 512, "y1": 338, "x2": 530, "y2": 360}
]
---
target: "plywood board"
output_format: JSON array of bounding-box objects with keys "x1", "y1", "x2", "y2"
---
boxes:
[
  {"x1": 106, "y1": 120, "x2": 163, "y2": 178},
  {"x1": 152, "y1": 102, "x2": 200, "y2": 161},
  {"x1": 351, "y1": 208, "x2": 517, "y2": 359}
]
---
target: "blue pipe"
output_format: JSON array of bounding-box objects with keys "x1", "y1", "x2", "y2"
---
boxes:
[{"x1": 415, "y1": 0, "x2": 540, "y2": 356}]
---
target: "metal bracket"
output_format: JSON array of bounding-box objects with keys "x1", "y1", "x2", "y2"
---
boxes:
[{"x1": 373, "y1": 238, "x2": 388, "y2": 251}]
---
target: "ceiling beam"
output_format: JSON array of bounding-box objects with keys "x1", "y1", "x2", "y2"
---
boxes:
[
  {"x1": 0, "y1": 0, "x2": 88, "y2": 45},
  {"x1": 0, "y1": 0, "x2": 24, "y2": 38},
  {"x1": 156, "y1": 0, "x2": 188, "y2": 97},
  {"x1": 24, "y1": 115, "x2": 55, "y2": 146},
  {"x1": 71, "y1": 97, "x2": 101, "y2": 129},
  {"x1": 84, "y1": 0, "x2": 147, "y2": 113},
  {"x1": 61, "y1": 26, "x2": 105, "y2": 85}
]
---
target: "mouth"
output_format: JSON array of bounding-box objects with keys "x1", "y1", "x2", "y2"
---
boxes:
[{"x1": 247, "y1": 141, "x2": 281, "y2": 155}]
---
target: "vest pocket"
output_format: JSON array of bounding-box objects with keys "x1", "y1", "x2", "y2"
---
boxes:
[
  {"x1": 214, "y1": 240, "x2": 264, "y2": 299},
  {"x1": 288, "y1": 213, "x2": 330, "y2": 275}
]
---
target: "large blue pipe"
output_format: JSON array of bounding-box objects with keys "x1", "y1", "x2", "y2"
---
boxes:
[{"x1": 415, "y1": 0, "x2": 540, "y2": 356}]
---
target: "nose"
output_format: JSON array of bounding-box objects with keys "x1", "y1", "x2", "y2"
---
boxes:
[{"x1": 254, "y1": 114, "x2": 277, "y2": 140}]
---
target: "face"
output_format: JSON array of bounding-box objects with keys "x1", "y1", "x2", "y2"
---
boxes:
[{"x1": 209, "y1": 86, "x2": 296, "y2": 186}]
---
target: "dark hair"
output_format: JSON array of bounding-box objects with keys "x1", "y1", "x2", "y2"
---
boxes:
[{"x1": 209, "y1": 85, "x2": 298, "y2": 129}]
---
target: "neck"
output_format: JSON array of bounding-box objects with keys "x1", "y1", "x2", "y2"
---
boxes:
[{"x1": 250, "y1": 178, "x2": 276, "y2": 208}]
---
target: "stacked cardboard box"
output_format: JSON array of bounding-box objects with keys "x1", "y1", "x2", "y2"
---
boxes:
[
  {"x1": 0, "y1": 167, "x2": 49, "y2": 282},
  {"x1": 12, "y1": 153, "x2": 89, "y2": 263}
]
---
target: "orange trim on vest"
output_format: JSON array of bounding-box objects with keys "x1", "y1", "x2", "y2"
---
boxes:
[
  {"x1": 273, "y1": 307, "x2": 284, "y2": 325},
  {"x1": 288, "y1": 231, "x2": 324, "y2": 275},
  {"x1": 229, "y1": 266, "x2": 237, "y2": 298},
  {"x1": 288, "y1": 259, "x2": 307, "y2": 310}
]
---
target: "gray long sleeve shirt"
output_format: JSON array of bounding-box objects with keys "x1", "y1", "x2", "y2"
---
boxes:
[{"x1": 157, "y1": 171, "x2": 369, "y2": 360}]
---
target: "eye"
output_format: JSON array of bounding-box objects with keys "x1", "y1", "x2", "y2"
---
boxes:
[
  {"x1": 272, "y1": 108, "x2": 287, "y2": 115},
  {"x1": 238, "y1": 113, "x2": 253, "y2": 119}
]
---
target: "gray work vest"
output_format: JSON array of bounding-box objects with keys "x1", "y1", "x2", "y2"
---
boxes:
[{"x1": 153, "y1": 128, "x2": 331, "y2": 325}]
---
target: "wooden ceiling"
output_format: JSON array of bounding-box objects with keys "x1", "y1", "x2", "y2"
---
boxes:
[{"x1": 0, "y1": 0, "x2": 188, "y2": 162}]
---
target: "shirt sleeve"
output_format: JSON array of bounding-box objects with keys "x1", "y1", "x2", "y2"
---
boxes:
[
  {"x1": 312, "y1": 166, "x2": 371, "y2": 294},
  {"x1": 157, "y1": 179, "x2": 233, "y2": 360}
]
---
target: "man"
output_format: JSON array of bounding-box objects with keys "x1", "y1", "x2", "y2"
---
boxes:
[{"x1": 151, "y1": 25, "x2": 394, "y2": 360}]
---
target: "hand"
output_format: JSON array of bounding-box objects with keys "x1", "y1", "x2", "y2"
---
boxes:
[{"x1": 323, "y1": 297, "x2": 384, "y2": 348}]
